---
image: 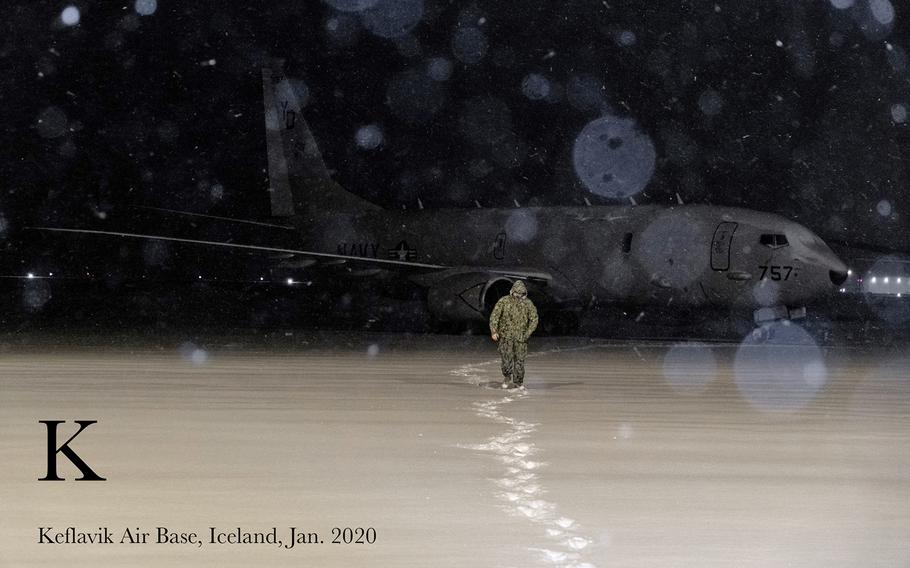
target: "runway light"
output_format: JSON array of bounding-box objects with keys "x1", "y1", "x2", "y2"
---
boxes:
[
  {"x1": 847, "y1": 269, "x2": 852, "y2": 276},
  {"x1": 48, "y1": 272, "x2": 53, "y2": 276},
  {"x1": 287, "y1": 278, "x2": 294, "y2": 285},
  {"x1": 872, "y1": 277, "x2": 878, "y2": 283},
  {"x1": 884, "y1": 277, "x2": 890, "y2": 284},
  {"x1": 27, "y1": 273, "x2": 34, "y2": 279},
  {"x1": 197, "y1": 275, "x2": 202, "y2": 279},
  {"x1": 259, "y1": 276, "x2": 264, "y2": 281}
]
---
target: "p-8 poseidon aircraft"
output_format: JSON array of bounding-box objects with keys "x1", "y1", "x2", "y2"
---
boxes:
[{"x1": 27, "y1": 61, "x2": 849, "y2": 331}]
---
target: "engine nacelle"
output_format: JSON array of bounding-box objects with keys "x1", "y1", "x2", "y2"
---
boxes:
[{"x1": 426, "y1": 273, "x2": 515, "y2": 322}]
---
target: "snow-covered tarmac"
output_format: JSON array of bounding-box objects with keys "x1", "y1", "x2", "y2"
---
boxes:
[{"x1": 1, "y1": 333, "x2": 908, "y2": 567}]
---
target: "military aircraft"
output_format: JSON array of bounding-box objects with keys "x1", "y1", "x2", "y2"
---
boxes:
[{"x1": 24, "y1": 61, "x2": 849, "y2": 332}]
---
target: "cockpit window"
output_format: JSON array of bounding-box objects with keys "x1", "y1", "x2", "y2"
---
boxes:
[{"x1": 759, "y1": 234, "x2": 789, "y2": 248}]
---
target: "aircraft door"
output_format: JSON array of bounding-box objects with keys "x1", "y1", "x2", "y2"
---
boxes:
[{"x1": 711, "y1": 222, "x2": 737, "y2": 271}]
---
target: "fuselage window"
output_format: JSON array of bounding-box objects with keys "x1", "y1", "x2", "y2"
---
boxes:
[
  {"x1": 622, "y1": 232, "x2": 633, "y2": 254},
  {"x1": 759, "y1": 233, "x2": 789, "y2": 248}
]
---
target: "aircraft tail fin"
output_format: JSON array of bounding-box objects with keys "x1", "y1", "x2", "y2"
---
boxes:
[{"x1": 262, "y1": 60, "x2": 379, "y2": 218}]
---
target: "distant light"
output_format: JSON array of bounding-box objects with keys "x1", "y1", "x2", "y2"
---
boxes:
[
  {"x1": 847, "y1": 269, "x2": 852, "y2": 276},
  {"x1": 61, "y1": 6, "x2": 80, "y2": 26},
  {"x1": 898, "y1": 278, "x2": 903, "y2": 284},
  {"x1": 259, "y1": 276, "x2": 264, "y2": 281},
  {"x1": 872, "y1": 277, "x2": 878, "y2": 283},
  {"x1": 775, "y1": 39, "x2": 784, "y2": 47},
  {"x1": 134, "y1": 0, "x2": 157, "y2": 16},
  {"x1": 884, "y1": 277, "x2": 890, "y2": 284},
  {"x1": 27, "y1": 273, "x2": 34, "y2": 279},
  {"x1": 898, "y1": 293, "x2": 903, "y2": 298},
  {"x1": 287, "y1": 278, "x2": 294, "y2": 285},
  {"x1": 49, "y1": 272, "x2": 53, "y2": 276}
]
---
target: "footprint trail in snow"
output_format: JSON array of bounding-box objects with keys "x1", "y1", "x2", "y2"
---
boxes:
[{"x1": 453, "y1": 355, "x2": 597, "y2": 568}]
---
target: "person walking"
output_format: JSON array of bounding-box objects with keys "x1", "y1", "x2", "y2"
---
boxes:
[{"x1": 489, "y1": 280, "x2": 539, "y2": 389}]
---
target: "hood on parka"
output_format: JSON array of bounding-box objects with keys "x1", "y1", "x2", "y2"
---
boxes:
[{"x1": 510, "y1": 280, "x2": 527, "y2": 296}]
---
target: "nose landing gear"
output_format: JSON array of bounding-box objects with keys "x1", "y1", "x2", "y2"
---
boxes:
[
  {"x1": 753, "y1": 305, "x2": 806, "y2": 325},
  {"x1": 750, "y1": 305, "x2": 808, "y2": 341}
]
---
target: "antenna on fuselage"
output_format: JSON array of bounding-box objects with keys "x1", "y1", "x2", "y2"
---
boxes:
[
  {"x1": 513, "y1": 199, "x2": 521, "y2": 208},
  {"x1": 417, "y1": 197, "x2": 424, "y2": 210},
  {"x1": 629, "y1": 196, "x2": 637, "y2": 206},
  {"x1": 474, "y1": 200, "x2": 482, "y2": 208},
  {"x1": 584, "y1": 197, "x2": 592, "y2": 207},
  {"x1": 676, "y1": 192, "x2": 684, "y2": 205}
]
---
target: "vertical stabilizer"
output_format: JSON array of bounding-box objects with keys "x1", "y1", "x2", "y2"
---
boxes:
[{"x1": 262, "y1": 59, "x2": 379, "y2": 219}]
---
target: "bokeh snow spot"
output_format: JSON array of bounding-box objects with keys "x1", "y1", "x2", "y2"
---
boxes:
[
  {"x1": 323, "y1": 0, "x2": 380, "y2": 12},
  {"x1": 362, "y1": 0, "x2": 424, "y2": 39},
  {"x1": 698, "y1": 89, "x2": 724, "y2": 116},
  {"x1": 734, "y1": 322, "x2": 826, "y2": 412},
  {"x1": 451, "y1": 26, "x2": 488, "y2": 64},
  {"x1": 36, "y1": 107, "x2": 68, "y2": 139},
  {"x1": 426, "y1": 57, "x2": 453, "y2": 81},
  {"x1": 521, "y1": 73, "x2": 551, "y2": 101},
  {"x1": 572, "y1": 116, "x2": 656, "y2": 199},
  {"x1": 617, "y1": 30, "x2": 636, "y2": 46},
  {"x1": 663, "y1": 343, "x2": 717, "y2": 395},
  {"x1": 386, "y1": 68, "x2": 445, "y2": 124},
  {"x1": 356, "y1": 124, "x2": 384, "y2": 149},
  {"x1": 134, "y1": 0, "x2": 157, "y2": 16},
  {"x1": 60, "y1": 6, "x2": 80, "y2": 26},
  {"x1": 505, "y1": 209, "x2": 538, "y2": 243}
]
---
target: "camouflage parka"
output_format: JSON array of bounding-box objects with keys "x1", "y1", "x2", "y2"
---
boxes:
[{"x1": 489, "y1": 280, "x2": 539, "y2": 341}]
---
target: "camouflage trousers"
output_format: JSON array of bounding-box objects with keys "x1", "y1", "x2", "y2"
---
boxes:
[{"x1": 498, "y1": 337, "x2": 528, "y2": 385}]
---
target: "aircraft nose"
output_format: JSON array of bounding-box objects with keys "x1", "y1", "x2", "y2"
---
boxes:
[{"x1": 829, "y1": 270, "x2": 848, "y2": 286}]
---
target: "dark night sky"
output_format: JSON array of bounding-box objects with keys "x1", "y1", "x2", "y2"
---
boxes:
[{"x1": 3, "y1": 0, "x2": 909, "y2": 248}]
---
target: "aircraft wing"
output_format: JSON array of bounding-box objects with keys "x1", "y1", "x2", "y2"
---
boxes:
[
  {"x1": 14, "y1": 223, "x2": 449, "y2": 288},
  {"x1": 27, "y1": 226, "x2": 449, "y2": 271},
  {"x1": 17, "y1": 220, "x2": 557, "y2": 289}
]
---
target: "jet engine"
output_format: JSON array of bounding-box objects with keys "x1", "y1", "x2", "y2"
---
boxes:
[{"x1": 426, "y1": 273, "x2": 515, "y2": 322}]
